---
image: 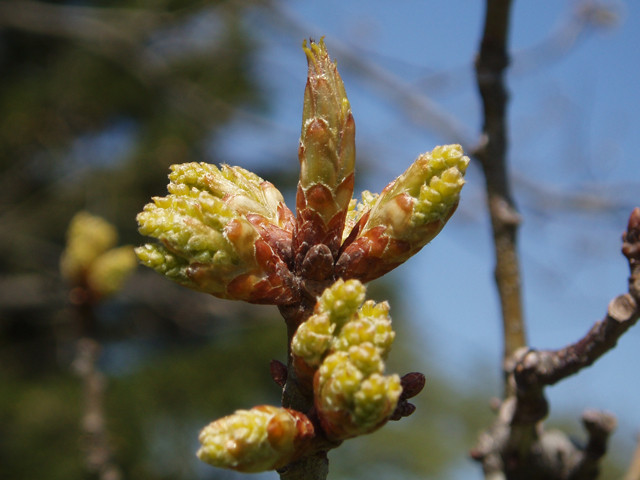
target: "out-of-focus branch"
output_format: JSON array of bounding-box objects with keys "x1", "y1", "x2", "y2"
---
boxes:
[
  {"x1": 0, "y1": 0, "x2": 269, "y2": 128},
  {"x1": 264, "y1": 0, "x2": 476, "y2": 149},
  {"x1": 623, "y1": 434, "x2": 640, "y2": 480},
  {"x1": 473, "y1": 0, "x2": 526, "y2": 382},
  {"x1": 413, "y1": 1, "x2": 620, "y2": 95},
  {"x1": 72, "y1": 338, "x2": 122, "y2": 480},
  {"x1": 0, "y1": 0, "x2": 164, "y2": 43},
  {"x1": 514, "y1": 291, "x2": 639, "y2": 395},
  {"x1": 471, "y1": 0, "x2": 635, "y2": 478}
]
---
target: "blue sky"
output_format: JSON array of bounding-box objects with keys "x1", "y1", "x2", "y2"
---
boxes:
[{"x1": 209, "y1": 0, "x2": 640, "y2": 469}]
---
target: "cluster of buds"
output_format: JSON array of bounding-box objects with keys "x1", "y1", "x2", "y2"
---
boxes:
[
  {"x1": 136, "y1": 37, "x2": 466, "y2": 474},
  {"x1": 135, "y1": 38, "x2": 467, "y2": 303},
  {"x1": 292, "y1": 279, "x2": 401, "y2": 440},
  {"x1": 61, "y1": 211, "x2": 137, "y2": 300}
]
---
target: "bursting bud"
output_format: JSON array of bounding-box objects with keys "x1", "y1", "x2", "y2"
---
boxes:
[
  {"x1": 291, "y1": 279, "x2": 366, "y2": 369},
  {"x1": 136, "y1": 163, "x2": 298, "y2": 304},
  {"x1": 197, "y1": 405, "x2": 314, "y2": 473},
  {"x1": 294, "y1": 38, "x2": 356, "y2": 279},
  {"x1": 61, "y1": 211, "x2": 118, "y2": 284},
  {"x1": 61, "y1": 212, "x2": 137, "y2": 299},
  {"x1": 86, "y1": 246, "x2": 137, "y2": 298},
  {"x1": 337, "y1": 144, "x2": 469, "y2": 283}
]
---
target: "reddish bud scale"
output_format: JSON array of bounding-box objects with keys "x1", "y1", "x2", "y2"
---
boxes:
[
  {"x1": 270, "y1": 360, "x2": 288, "y2": 387},
  {"x1": 291, "y1": 353, "x2": 317, "y2": 395},
  {"x1": 400, "y1": 372, "x2": 426, "y2": 400},
  {"x1": 336, "y1": 202, "x2": 459, "y2": 283}
]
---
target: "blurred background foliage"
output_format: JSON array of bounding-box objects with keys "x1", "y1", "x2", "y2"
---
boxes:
[{"x1": 0, "y1": 0, "x2": 632, "y2": 479}]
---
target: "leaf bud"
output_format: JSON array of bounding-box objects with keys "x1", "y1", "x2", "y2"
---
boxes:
[
  {"x1": 294, "y1": 38, "x2": 356, "y2": 277},
  {"x1": 291, "y1": 279, "x2": 366, "y2": 369},
  {"x1": 315, "y1": 349, "x2": 401, "y2": 440},
  {"x1": 86, "y1": 246, "x2": 137, "y2": 298}
]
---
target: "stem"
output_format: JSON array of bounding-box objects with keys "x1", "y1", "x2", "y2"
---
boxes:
[
  {"x1": 279, "y1": 297, "x2": 317, "y2": 413},
  {"x1": 73, "y1": 337, "x2": 122, "y2": 480},
  {"x1": 473, "y1": 0, "x2": 526, "y2": 393},
  {"x1": 70, "y1": 287, "x2": 122, "y2": 480},
  {"x1": 278, "y1": 278, "x2": 337, "y2": 480}
]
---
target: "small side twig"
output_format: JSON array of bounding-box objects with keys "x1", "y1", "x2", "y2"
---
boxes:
[
  {"x1": 473, "y1": 208, "x2": 640, "y2": 479},
  {"x1": 512, "y1": 208, "x2": 640, "y2": 426}
]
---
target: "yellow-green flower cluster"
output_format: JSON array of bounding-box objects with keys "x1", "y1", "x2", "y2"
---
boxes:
[
  {"x1": 316, "y1": 349, "x2": 401, "y2": 437},
  {"x1": 292, "y1": 279, "x2": 400, "y2": 440},
  {"x1": 60, "y1": 212, "x2": 137, "y2": 298},
  {"x1": 365, "y1": 144, "x2": 469, "y2": 246},
  {"x1": 136, "y1": 163, "x2": 291, "y2": 300},
  {"x1": 197, "y1": 405, "x2": 313, "y2": 473}
]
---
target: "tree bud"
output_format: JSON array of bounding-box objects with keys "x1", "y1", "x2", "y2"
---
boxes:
[
  {"x1": 60, "y1": 211, "x2": 118, "y2": 284},
  {"x1": 294, "y1": 38, "x2": 356, "y2": 277},
  {"x1": 86, "y1": 246, "x2": 137, "y2": 298},
  {"x1": 136, "y1": 163, "x2": 298, "y2": 304},
  {"x1": 61, "y1": 212, "x2": 136, "y2": 299},
  {"x1": 336, "y1": 144, "x2": 469, "y2": 283},
  {"x1": 197, "y1": 405, "x2": 314, "y2": 472}
]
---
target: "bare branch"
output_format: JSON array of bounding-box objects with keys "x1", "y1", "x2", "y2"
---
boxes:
[
  {"x1": 473, "y1": 208, "x2": 639, "y2": 479},
  {"x1": 513, "y1": 208, "x2": 640, "y2": 396},
  {"x1": 473, "y1": 0, "x2": 527, "y2": 384},
  {"x1": 72, "y1": 338, "x2": 122, "y2": 480}
]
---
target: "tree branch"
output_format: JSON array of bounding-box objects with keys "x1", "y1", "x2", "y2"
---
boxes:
[
  {"x1": 473, "y1": 0, "x2": 527, "y2": 389},
  {"x1": 473, "y1": 208, "x2": 640, "y2": 479},
  {"x1": 73, "y1": 337, "x2": 122, "y2": 480},
  {"x1": 512, "y1": 208, "x2": 640, "y2": 423}
]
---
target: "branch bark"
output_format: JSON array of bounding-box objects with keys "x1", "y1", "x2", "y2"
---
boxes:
[
  {"x1": 73, "y1": 338, "x2": 122, "y2": 480},
  {"x1": 68, "y1": 282, "x2": 123, "y2": 480},
  {"x1": 473, "y1": 0, "x2": 526, "y2": 389},
  {"x1": 472, "y1": 1, "x2": 638, "y2": 478},
  {"x1": 473, "y1": 208, "x2": 640, "y2": 479}
]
